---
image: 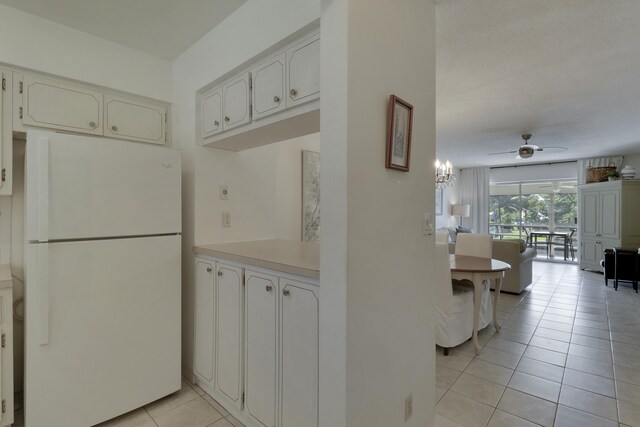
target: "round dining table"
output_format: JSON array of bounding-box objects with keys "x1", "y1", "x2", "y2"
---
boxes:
[{"x1": 449, "y1": 255, "x2": 511, "y2": 355}]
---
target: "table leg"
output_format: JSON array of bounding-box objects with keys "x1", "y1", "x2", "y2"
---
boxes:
[
  {"x1": 564, "y1": 237, "x2": 568, "y2": 261},
  {"x1": 472, "y1": 275, "x2": 482, "y2": 355},
  {"x1": 493, "y1": 275, "x2": 503, "y2": 332}
]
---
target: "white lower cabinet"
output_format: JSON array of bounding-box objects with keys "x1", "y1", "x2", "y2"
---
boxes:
[
  {"x1": 194, "y1": 256, "x2": 319, "y2": 427},
  {"x1": 245, "y1": 271, "x2": 278, "y2": 427},
  {"x1": 215, "y1": 263, "x2": 244, "y2": 408},
  {"x1": 0, "y1": 271, "x2": 14, "y2": 427},
  {"x1": 279, "y1": 278, "x2": 319, "y2": 427},
  {"x1": 194, "y1": 259, "x2": 215, "y2": 385}
]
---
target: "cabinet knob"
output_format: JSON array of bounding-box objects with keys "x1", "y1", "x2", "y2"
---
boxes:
[
  {"x1": 89, "y1": 121, "x2": 97, "y2": 129},
  {"x1": 206, "y1": 267, "x2": 212, "y2": 273},
  {"x1": 265, "y1": 285, "x2": 273, "y2": 292},
  {"x1": 273, "y1": 95, "x2": 281, "y2": 103},
  {"x1": 218, "y1": 270, "x2": 223, "y2": 277},
  {"x1": 225, "y1": 116, "x2": 230, "y2": 122},
  {"x1": 289, "y1": 88, "x2": 297, "y2": 97},
  {"x1": 214, "y1": 120, "x2": 219, "y2": 127},
  {"x1": 282, "y1": 289, "x2": 290, "y2": 296},
  {"x1": 111, "y1": 125, "x2": 118, "y2": 132}
]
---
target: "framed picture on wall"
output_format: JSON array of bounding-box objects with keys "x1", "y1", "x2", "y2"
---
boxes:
[
  {"x1": 436, "y1": 187, "x2": 443, "y2": 216},
  {"x1": 385, "y1": 95, "x2": 413, "y2": 171}
]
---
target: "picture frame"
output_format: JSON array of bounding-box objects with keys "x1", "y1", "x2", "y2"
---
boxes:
[
  {"x1": 385, "y1": 94, "x2": 414, "y2": 171},
  {"x1": 435, "y1": 187, "x2": 443, "y2": 216}
]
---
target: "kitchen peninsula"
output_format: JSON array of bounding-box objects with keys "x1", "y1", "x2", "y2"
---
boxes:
[{"x1": 193, "y1": 239, "x2": 319, "y2": 427}]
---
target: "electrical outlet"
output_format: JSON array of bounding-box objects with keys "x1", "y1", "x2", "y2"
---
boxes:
[
  {"x1": 222, "y1": 211, "x2": 231, "y2": 227},
  {"x1": 405, "y1": 394, "x2": 412, "y2": 422},
  {"x1": 219, "y1": 185, "x2": 229, "y2": 200}
]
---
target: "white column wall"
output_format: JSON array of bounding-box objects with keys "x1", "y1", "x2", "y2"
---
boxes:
[{"x1": 321, "y1": 1, "x2": 437, "y2": 426}]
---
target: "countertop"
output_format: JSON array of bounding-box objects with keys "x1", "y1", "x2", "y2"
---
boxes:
[
  {"x1": 193, "y1": 239, "x2": 319, "y2": 279},
  {"x1": 0, "y1": 265, "x2": 12, "y2": 289}
]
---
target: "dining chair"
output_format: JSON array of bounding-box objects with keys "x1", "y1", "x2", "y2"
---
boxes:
[
  {"x1": 454, "y1": 233, "x2": 493, "y2": 329},
  {"x1": 547, "y1": 228, "x2": 576, "y2": 261},
  {"x1": 522, "y1": 226, "x2": 531, "y2": 247},
  {"x1": 434, "y1": 242, "x2": 474, "y2": 355}
]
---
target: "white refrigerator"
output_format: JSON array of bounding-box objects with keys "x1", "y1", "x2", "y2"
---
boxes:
[{"x1": 23, "y1": 130, "x2": 182, "y2": 427}]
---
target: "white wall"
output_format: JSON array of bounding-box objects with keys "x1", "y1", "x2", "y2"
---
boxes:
[
  {"x1": 321, "y1": 1, "x2": 436, "y2": 426},
  {"x1": 171, "y1": 0, "x2": 320, "y2": 379},
  {"x1": 0, "y1": 4, "x2": 172, "y2": 101}
]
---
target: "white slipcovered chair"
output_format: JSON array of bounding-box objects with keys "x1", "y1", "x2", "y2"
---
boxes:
[
  {"x1": 434, "y1": 242, "x2": 474, "y2": 355},
  {"x1": 454, "y1": 233, "x2": 493, "y2": 329}
]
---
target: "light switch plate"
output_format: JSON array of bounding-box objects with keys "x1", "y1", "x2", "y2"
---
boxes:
[
  {"x1": 222, "y1": 211, "x2": 231, "y2": 227},
  {"x1": 423, "y1": 213, "x2": 433, "y2": 236}
]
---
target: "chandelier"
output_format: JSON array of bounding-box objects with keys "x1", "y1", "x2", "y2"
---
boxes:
[{"x1": 435, "y1": 159, "x2": 455, "y2": 189}]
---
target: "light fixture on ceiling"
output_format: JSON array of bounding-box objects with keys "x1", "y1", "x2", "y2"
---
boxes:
[
  {"x1": 435, "y1": 159, "x2": 455, "y2": 189},
  {"x1": 488, "y1": 133, "x2": 568, "y2": 159}
]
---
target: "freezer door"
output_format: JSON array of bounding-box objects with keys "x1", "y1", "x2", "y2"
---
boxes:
[
  {"x1": 24, "y1": 235, "x2": 181, "y2": 427},
  {"x1": 26, "y1": 130, "x2": 181, "y2": 242}
]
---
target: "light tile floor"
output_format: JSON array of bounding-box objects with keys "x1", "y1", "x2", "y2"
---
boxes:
[
  {"x1": 436, "y1": 261, "x2": 640, "y2": 427},
  {"x1": 13, "y1": 380, "x2": 245, "y2": 427}
]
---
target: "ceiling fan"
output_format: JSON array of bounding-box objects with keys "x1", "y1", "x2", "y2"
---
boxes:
[{"x1": 488, "y1": 134, "x2": 568, "y2": 159}]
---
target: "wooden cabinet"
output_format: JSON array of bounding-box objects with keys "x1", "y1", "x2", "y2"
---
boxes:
[
  {"x1": 201, "y1": 87, "x2": 223, "y2": 138},
  {"x1": 104, "y1": 95, "x2": 166, "y2": 145},
  {"x1": 0, "y1": 70, "x2": 11, "y2": 196},
  {"x1": 286, "y1": 34, "x2": 320, "y2": 109},
  {"x1": 279, "y1": 278, "x2": 319, "y2": 427},
  {"x1": 244, "y1": 271, "x2": 278, "y2": 427},
  {"x1": 194, "y1": 259, "x2": 215, "y2": 386},
  {"x1": 222, "y1": 74, "x2": 251, "y2": 131},
  {"x1": 0, "y1": 268, "x2": 14, "y2": 427},
  {"x1": 193, "y1": 253, "x2": 319, "y2": 427},
  {"x1": 199, "y1": 29, "x2": 320, "y2": 151},
  {"x1": 578, "y1": 181, "x2": 640, "y2": 270},
  {"x1": 215, "y1": 263, "x2": 243, "y2": 409},
  {"x1": 251, "y1": 53, "x2": 286, "y2": 120},
  {"x1": 15, "y1": 73, "x2": 169, "y2": 146},
  {"x1": 22, "y1": 74, "x2": 104, "y2": 135}
]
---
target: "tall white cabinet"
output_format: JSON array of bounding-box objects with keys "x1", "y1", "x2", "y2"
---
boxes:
[
  {"x1": 193, "y1": 241, "x2": 319, "y2": 427},
  {"x1": 578, "y1": 180, "x2": 640, "y2": 270},
  {"x1": 0, "y1": 69, "x2": 12, "y2": 196}
]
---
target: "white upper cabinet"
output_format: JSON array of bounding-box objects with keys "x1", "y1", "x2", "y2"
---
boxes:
[
  {"x1": 22, "y1": 74, "x2": 103, "y2": 135},
  {"x1": 222, "y1": 73, "x2": 251, "y2": 131},
  {"x1": 199, "y1": 28, "x2": 320, "y2": 150},
  {"x1": 104, "y1": 95, "x2": 166, "y2": 145},
  {"x1": 251, "y1": 53, "x2": 286, "y2": 120},
  {"x1": 286, "y1": 33, "x2": 320, "y2": 108},
  {"x1": 201, "y1": 87, "x2": 223, "y2": 138},
  {"x1": 0, "y1": 69, "x2": 12, "y2": 196}
]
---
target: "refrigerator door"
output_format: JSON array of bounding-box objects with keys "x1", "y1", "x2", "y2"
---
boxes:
[
  {"x1": 24, "y1": 235, "x2": 181, "y2": 427},
  {"x1": 26, "y1": 130, "x2": 181, "y2": 242}
]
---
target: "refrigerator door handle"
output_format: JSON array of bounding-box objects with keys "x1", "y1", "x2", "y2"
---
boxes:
[
  {"x1": 37, "y1": 244, "x2": 50, "y2": 346},
  {"x1": 36, "y1": 137, "x2": 50, "y2": 242}
]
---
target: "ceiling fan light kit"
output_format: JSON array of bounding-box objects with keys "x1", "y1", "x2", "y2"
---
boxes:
[{"x1": 488, "y1": 133, "x2": 568, "y2": 160}]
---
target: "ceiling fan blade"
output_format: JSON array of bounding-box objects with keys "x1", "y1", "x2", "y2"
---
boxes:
[
  {"x1": 537, "y1": 146, "x2": 568, "y2": 153},
  {"x1": 488, "y1": 150, "x2": 518, "y2": 155}
]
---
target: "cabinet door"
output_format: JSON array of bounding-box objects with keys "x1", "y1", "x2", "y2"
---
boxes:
[
  {"x1": 580, "y1": 190, "x2": 598, "y2": 238},
  {"x1": 251, "y1": 53, "x2": 286, "y2": 120},
  {"x1": 286, "y1": 34, "x2": 320, "y2": 108},
  {"x1": 580, "y1": 238, "x2": 600, "y2": 270},
  {"x1": 0, "y1": 70, "x2": 11, "y2": 196},
  {"x1": 599, "y1": 189, "x2": 620, "y2": 239},
  {"x1": 202, "y1": 87, "x2": 223, "y2": 138},
  {"x1": 222, "y1": 74, "x2": 251, "y2": 131},
  {"x1": 0, "y1": 288, "x2": 13, "y2": 427},
  {"x1": 216, "y1": 263, "x2": 243, "y2": 407},
  {"x1": 245, "y1": 271, "x2": 278, "y2": 427},
  {"x1": 280, "y1": 279, "x2": 318, "y2": 427},
  {"x1": 104, "y1": 95, "x2": 166, "y2": 145},
  {"x1": 194, "y1": 259, "x2": 215, "y2": 384},
  {"x1": 22, "y1": 75, "x2": 103, "y2": 135}
]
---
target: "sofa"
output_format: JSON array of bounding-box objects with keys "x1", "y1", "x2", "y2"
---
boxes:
[{"x1": 448, "y1": 238, "x2": 537, "y2": 294}]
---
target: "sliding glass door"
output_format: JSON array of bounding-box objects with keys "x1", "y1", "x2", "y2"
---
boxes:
[{"x1": 489, "y1": 181, "x2": 577, "y2": 260}]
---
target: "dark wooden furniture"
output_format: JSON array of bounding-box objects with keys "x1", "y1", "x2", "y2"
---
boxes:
[{"x1": 602, "y1": 248, "x2": 639, "y2": 292}]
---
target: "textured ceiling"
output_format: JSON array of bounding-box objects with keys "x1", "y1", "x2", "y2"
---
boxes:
[
  {"x1": 0, "y1": 0, "x2": 245, "y2": 60},
  {"x1": 436, "y1": 0, "x2": 640, "y2": 167}
]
